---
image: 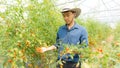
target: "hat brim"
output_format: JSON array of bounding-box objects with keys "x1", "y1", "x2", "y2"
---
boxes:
[{"x1": 61, "y1": 8, "x2": 81, "y2": 18}]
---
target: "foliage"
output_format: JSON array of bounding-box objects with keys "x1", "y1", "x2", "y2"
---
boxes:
[{"x1": 0, "y1": 0, "x2": 63, "y2": 68}]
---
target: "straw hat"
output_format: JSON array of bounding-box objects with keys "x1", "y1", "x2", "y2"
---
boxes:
[{"x1": 61, "y1": 7, "x2": 81, "y2": 18}]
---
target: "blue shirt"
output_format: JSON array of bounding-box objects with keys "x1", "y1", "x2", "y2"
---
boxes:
[{"x1": 55, "y1": 22, "x2": 88, "y2": 62}]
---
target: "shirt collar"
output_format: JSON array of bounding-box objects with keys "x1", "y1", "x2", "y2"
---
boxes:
[{"x1": 62, "y1": 22, "x2": 79, "y2": 30}]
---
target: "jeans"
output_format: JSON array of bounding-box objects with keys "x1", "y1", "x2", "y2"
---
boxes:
[{"x1": 57, "y1": 61, "x2": 81, "y2": 68}]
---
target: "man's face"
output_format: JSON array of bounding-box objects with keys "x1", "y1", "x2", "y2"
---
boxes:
[{"x1": 62, "y1": 11, "x2": 75, "y2": 25}]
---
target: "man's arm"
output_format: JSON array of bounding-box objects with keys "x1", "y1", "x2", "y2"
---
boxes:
[{"x1": 80, "y1": 28, "x2": 88, "y2": 46}]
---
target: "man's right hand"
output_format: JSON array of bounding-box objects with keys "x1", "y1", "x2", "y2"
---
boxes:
[
  {"x1": 36, "y1": 47, "x2": 47, "y2": 53},
  {"x1": 36, "y1": 45, "x2": 57, "y2": 53}
]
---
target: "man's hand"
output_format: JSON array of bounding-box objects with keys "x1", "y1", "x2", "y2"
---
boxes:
[
  {"x1": 36, "y1": 45, "x2": 56, "y2": 53},
  {"x1": 36, "y1": 47, "x2": 47, "y2": 53}
]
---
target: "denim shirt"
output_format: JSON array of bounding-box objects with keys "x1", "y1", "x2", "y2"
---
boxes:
[{"x1": 55, "y1": 22, "x2": 88, "y2": 62}]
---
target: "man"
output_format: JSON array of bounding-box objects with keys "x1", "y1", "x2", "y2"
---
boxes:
[{"x1": 36, "y1": 7, "x2": 88, "y2": 68}]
